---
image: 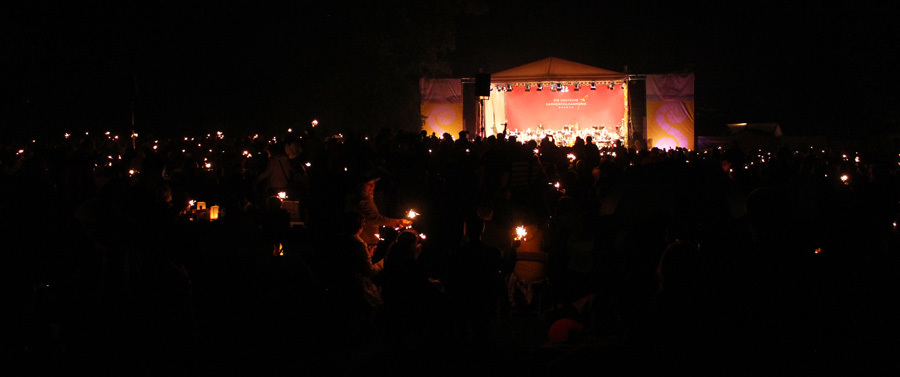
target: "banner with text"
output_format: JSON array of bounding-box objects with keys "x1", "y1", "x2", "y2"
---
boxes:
[
  {"x1": 646, "y1": 73, "x2": 695, "y2": 150},
  {"x1": 504, "y1": 85, "x2": 626, "y2": 133}
]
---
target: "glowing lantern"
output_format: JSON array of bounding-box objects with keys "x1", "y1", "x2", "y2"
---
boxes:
[{"x1": 210, "y1": 205, "x2": 219, "y2": 220}]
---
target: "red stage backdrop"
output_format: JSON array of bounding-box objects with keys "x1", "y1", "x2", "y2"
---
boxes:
[{"x1": 505, "y1": 85, "x2": 626, "y2": 132}]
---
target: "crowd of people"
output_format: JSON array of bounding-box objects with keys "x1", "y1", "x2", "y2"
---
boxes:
[{"x1": 3, "y1": 126, "x2": 900, "y2": 375}]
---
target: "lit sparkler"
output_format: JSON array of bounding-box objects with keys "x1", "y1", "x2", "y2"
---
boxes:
[{"x1": 515, "y1": 226, "x2": 527, "y2": 241}]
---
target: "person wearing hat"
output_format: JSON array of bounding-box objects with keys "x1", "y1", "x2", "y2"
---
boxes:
[{"x1": 356, "y1": 173, "x2": 411, "y2": 246}]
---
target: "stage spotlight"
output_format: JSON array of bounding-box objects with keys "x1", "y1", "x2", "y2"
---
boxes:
[
  {"x1": 537, "y1": 83, "x2": 542, "y2": 91},
  {"x1": 590, "y1": 82, "x2": 596, "y2": 90}
]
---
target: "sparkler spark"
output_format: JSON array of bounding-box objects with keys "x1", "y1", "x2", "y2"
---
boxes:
[{"x1": 515, "y1": 226, "x2": 527, "y2": 241}]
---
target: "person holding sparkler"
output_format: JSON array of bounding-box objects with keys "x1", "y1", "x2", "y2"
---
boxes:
[{"x1": 355, "y1": 172, "x2": 412, "y2": 246}]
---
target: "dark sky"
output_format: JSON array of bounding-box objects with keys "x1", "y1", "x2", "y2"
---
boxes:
[{"x1": 3, "y1": 1, "x2": 898, "y2": 138}]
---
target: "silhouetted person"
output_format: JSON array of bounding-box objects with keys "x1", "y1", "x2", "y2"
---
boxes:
[{"x1": 445, "y1": 214, "x2": 503, "y2": 346}]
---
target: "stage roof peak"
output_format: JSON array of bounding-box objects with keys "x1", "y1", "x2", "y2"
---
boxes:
[{"x1": 491, "y1": 57, "x2": 625, "y2": 82}]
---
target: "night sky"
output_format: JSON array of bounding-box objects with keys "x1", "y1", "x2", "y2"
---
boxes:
[{"x1": 4, "y1": 1, "x2": 898, "y2": 139}]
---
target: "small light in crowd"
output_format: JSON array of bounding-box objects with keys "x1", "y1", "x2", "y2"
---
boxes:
[
  {"x1": 814, "y1": 248, "x2": 822, "y2": 254},
  {"x1": 128, "y1": 169, "x2": 136, "y2": 176},
  {"x1": 840, "y1": 174, "x2": 849, "y2": 184},
  {"x1": 344, "y1": 167, "x2": 348, "y2": 171},
  {"x1": 533, "y1": 148, "x2": 539, "y2": 155},
  {"x1": 567, "y1": 153, "x2": 576, "y2": 161},
  {"x1": 554, "y1": 182, "x2": 561, "y2": 190},
  {"x1": 17, "y1": 149, "x2": 24, "y2": 155},
  {"x1": 376, "y1": 233, "x2": 384, "y2": 241},
  {"x1": 105, "y1": 131, "x2": 111, "y2": 135},
  {"x1": 287, "y1": 128, "x2": 293, "y2": 133},
  {"x1": 153, "y1": 145, "x2": 158, "y2": 150},
  {"x1": 466, "y1": 148, "x2": 470, "y2": 153},
  {"x1": 407, "y1": 210, "x2": 420, "y2": 219},
  {"x1": 855, "y1": 156, "x2": 860, "y2": 163},
  {"x1": 277, "y1": 192, "x2": 288, "y2": 200},
  {"x1": 189, "y1": 199, "x2": 196, "y2": 208},
  {"x1": 305, "y1": 162, "x2": 311, "y2": 167},
  {"x1": 311, "y1": 120, "x2": 318, "y2": 127},
  {"x1": 419, "y1": 233, "x2": 427, "y2": 240},
  {"x1": 205, "y1": 162, "x2": 212, "y2": 169},
  {"x1": 64, "y1": 133, "x2": 70, "y2": 139}
]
